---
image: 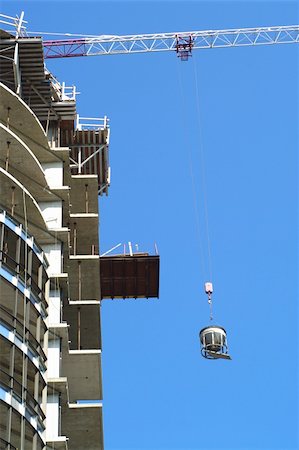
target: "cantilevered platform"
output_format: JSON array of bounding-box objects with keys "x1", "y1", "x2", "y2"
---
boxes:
[
  {"x1": 100, "y1": 253, "x2": 160, "y2": 299},
  {"x1": 61, "y1": 118, "x2": 110, "y2": 195}
]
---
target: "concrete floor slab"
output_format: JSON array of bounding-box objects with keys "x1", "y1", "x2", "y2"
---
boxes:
[{"x1": 61, "y1": 403, "x2": 103, "y2": 450}]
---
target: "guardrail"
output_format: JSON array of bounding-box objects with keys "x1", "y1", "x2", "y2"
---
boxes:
[
  {"x1": 76, "y1": 114, "x2": 109, "y2": 131},
  {"x1": 0, "y1": 208, "x2": 47, "y2": 266},
  {"x1": 0, "y1": 367, "x2": 45, "y2": 421},
  {"x1": 0, "y1": 251, "x2": 48, "y2": 307}
]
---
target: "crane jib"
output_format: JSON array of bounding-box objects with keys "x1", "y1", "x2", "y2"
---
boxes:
[{"x1": 42, "y1": 25, "x2": 299, "y2": 59}]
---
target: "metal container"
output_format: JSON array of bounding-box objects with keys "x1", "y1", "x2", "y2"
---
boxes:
[{"x1": 199, "y1": 325, "x2": 231, "y2": 359}]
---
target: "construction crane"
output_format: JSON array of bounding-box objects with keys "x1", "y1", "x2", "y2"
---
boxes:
[
  {"x1": 1, "y1": 13, "x2": 298, "y2": 59},
  {"x1": 41, "y1": 25, "x2": 299, "y2": 60}
]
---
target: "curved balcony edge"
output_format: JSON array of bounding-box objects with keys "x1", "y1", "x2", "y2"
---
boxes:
[
  {"x1": 0, "y1": 387, "x2": 45, "y2": 443},
  {"x1": 0, "y1": 321, "x2": 47, "y2": 375}
]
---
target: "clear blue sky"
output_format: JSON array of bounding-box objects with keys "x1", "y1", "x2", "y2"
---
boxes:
[{"x1": 3, "y1": 1, "x2": 298, "y2": 449}]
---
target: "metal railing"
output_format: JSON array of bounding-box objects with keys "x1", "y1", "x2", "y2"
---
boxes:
[
  {"x1": 0, "y1": 208, "x2": 47, "y2": 266},
  {"x1": 0, "y1": 383, "x2": 45, "y2": 435},
  {"x1": 0, "y1": 305, "x2": 47, "y2": 360},
  {"x1": 0, "y1": 12, "x2": 27, "y2": 38},
  {"x1": 76, "y1": 114, "x2": 109, "y2": 131},
  {"x1": 0, "y1": 256, "x2": 48, "y2": 319},
  {"x1": 0, "y1": 251, "x2": 48, "y2": 307},
  {"x1": 45, "y1": 70, "x2": 78, "y2": 102},
  {"x1": 0, "y1": 368, "x2": 45, "y2": 421},
  {"x1": 0, "y1": 306, "x2": 47, "y2": 369},
  {"x1": 101, "y1": 241, "x2": 159, "y2": 257}
]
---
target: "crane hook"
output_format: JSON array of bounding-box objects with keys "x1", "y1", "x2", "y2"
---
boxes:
[{"x1": 204, "y1": 282, "x2": 213, "y2": 321}]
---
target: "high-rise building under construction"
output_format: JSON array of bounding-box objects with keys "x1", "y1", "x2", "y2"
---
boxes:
[
  {"x1": 0, "y1": 15, "x2": 159, "y2": 449},
  {"x1": 0, "y1": 23, "x2": 108, "y2": 449}
]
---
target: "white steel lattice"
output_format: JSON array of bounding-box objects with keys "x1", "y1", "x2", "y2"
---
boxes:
[{"x1": 42, "y1": 25, "x2": 299, "y2": 58}]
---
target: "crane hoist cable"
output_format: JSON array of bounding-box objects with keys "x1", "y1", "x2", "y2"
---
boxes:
[
  {"x1": 192, "y1": 54, "x2": 213, "y2": 282},
  {"x1": 176, "y1": 58, "x2": 206, "y2": 281},
  {"x1": 176, "y1": 56, "x2": 214, "y2": 283}
]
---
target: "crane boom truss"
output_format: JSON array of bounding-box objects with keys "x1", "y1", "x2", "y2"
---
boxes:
[{"x1": 42, "y1": 25, "x2": 299, "y2": 59}]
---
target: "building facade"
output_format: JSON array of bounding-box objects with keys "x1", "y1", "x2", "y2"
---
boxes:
[{"x1": 0, "y1": 25, "x2": 107, "y2": 449}]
